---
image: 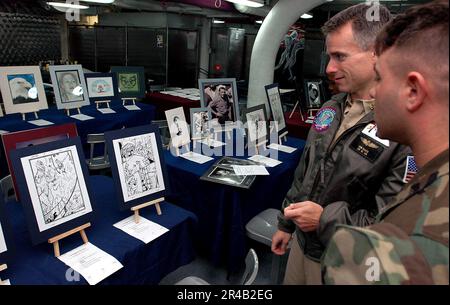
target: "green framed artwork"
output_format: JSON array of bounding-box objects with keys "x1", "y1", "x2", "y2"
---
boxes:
[{"x1": 110, "y1": 66, "x2": 146, "y2": 99}]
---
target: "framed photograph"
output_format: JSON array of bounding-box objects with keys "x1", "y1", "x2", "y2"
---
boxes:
[
  {"x1": 0, "y1": 66, "x2": 48, "y2": 115},
  {"x1": 0, "y1": 196, "x2": 14, "y2": 263},
  {"x1": 49, "y1": 65, "x2": 90, "y2": 110},
  {"x1": 104, "y1": 124, "x2": 169, "y2": 211},
  {"x1": 2, "y1": 123, "x2": 78, "y2": 201},
  {"x1": 165, "y1": 107, "x2": 191, "y2": 148},
  {"x1": 190, "y1": 107, "x2": 211, "y2": 139},
  {"x1": 84, "y1": 72, "x2": 118, "y2": 102},
  {"x1": 200, "y1": 157, "x2": 257, "y2": 189},
  {"x1": 264, "y1": 83, "x2": 287, "y2": 136},
  {"x1": 9, "y1": 137, "x2": 94, "y2": 245},
  {"x1": 242, "y1": 104, "x2": 269, "y2": 145},
  {"x1": 110, "y1": 66, "x2": 146, "y2": 99},
  {"x1": 199, "y1": 78, "x2": 239, "y2": 125},
  {"x1": 304, "y1": 79, "x2": 324, "y2": 109}
]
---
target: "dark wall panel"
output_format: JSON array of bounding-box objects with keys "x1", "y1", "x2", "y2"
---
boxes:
[
  {"x1": 68, "y1": 26, "x2": 95, "y2": 72},
  {"x1": 96, "y1": 26, "x2": 126, "y2": 72},
  {"x1": 168, "y1": 29, "x2": 198, "y2": 88}
]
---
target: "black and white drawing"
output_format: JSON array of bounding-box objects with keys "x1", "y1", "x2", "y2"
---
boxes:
[
  {"x1": 244, "y1": 105, "x2": 268, "y2": 144},
  {"x1": 165, "y1": 107, "x2": 190, "y2": 147},
  {"x1": 112, "y1": 133, "x2": 165, "y2": 202},
  {"x1": 7, "y1": 73, "x2": 38, "y2": 105},
  {"x1": 49, "y1": 65, "x2": 90, "y2": 110},
  {"x1": 264, "y1": 84, "x2": 287, "y2": 133},
  {"x1": 305, "y1": 80, "x2": 322, "y2": 109},
  {"x1": 190, "y1": 107, "x2": 211, "y2": 139},
  {"x1": 20, "y1": 145, "x2": 92, "y2": 233}
]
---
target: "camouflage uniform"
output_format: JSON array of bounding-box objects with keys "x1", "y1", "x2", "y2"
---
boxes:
[{"x1": 322, "y1": 149, "x2": 449, "y2": 285}]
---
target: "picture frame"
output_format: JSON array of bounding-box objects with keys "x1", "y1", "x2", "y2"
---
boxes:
[
  {"x1": 200, "y1": 157, "x2": 258, "y2": 189},
  {"x1": 264, "y1": 83, "x2": 287, "y2": 136},
  {"x1": 198, "y1": 78, "x2": 239, "y2": 125},
  {"x1": 2, "y1": 123, "x2": 78, "y2": 201},
  {"x1": 304, "y1": 79, "x2": 324, "y2": 109},
  {"x1": 9, "y1": 137, "x2": 94, "y2": 245},
  {"x1": 165, "y1": 107, "x2": 191, "y2": 148},
  {"x1": 84, "y1": 72, "x2": 119, "y2": 103},
  {"x1": 104, "y1": 124, "x2": 169, "y2": 211},
  {"x1": 110, "y1": 66, "x2": 146, "y2": 99},
  {"x1": 242, "y1": 104, "x2": 269, "y2": 145},
  {"x1": 190, "y1": 107, "x2": 212, "y2": 139},
  {"x1": 49, "y1": 65, "x2": 90, "y2": 110},
  {"x1": 0, "y1": 66, "x2": 48, "y2": 115},
  {"x1": 0, "y1": 196, "x2": 14, "y2": 263}
]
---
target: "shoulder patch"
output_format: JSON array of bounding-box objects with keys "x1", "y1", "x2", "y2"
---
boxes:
[{"x1": 312, "y1": 107, "x2": 336, "y2": 132}]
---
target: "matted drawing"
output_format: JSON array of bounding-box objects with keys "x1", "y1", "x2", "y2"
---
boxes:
[
  {"x1": 84, "y1": 72, "x2": 118, "y2": 102},
  {"x1": 242, "y1": 104, "x2": 268, "y2": 145},
  {"x1": 190, "y1": 107, "x2": 211, "y2": 139},
  {"x1": 110, "y1": 66, "x2": 146, "y2": 99},
  {"x1": 165, "y1": 107, "x2": 190, "y2": 148},
  {"x1": 105, "y1": 124, "x2": 169, "y2": 211},
  {"x1": 10, "y1": 137, "x2": 94, "y2": 245},
  {"x1": 0, "y1": 66, "x2": 48, "y2": 115},
  {"x1": 264, "y1": 83, "x2": 287, "y2": 136},
  {"x1": 49, "y1": 65, "x2": 90, "y2": 110}
]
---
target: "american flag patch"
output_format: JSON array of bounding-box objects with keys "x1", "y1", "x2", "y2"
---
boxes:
[{"x1": 403, "y1": 156, "x2": 418, "y2": 183}]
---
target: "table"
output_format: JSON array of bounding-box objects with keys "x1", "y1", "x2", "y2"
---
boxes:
[
  {"x1": 0, "y1": 102, "x2": 156, "y2": 177},
  {"x1": 285, "y1": 111, "x2": 312, "y2": 140},
  {"x1": 0, "y1": 175, "x2": 197, "y2": 285},
  {"x1": 145, "y1": 92, "x2": 200, "y2": 123},
  {"x1": 164, "y1": 136, "x2": 306, "y2": 272}
]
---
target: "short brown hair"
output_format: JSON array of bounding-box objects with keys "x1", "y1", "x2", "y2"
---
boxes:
[{"x1": 322, "y1": 3, "x2": 392, "y2": 50}]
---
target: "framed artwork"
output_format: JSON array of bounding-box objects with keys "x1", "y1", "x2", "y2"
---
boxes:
[
  {"x1": 0, "y1": 196, "x2": 14, "y2": 263},
  {"x1": 304, "y1": 79, "x2": 324, "y2": 109},
  {"x1": 84, "y1": 72, "x2": 118, "y2": 102},
  {"x1": 200, "y1": 157, "x2": 257, "y2": 189},
  {"x1": 190, "y1": 107, "x2": 211, "y2": 139},
  {"x1": 264, "y1": 83, "x2": 287, "y2": 136},
  {"x1": 242, "y1": 104, "x2": 269, "y2": 145},
  {"x1": 104, "y1": 124, "x2": 168, "y2": 211},
  {"x1": 2, "y1": 123, "x2": 78, "y2": 201},
  {"x1": 9, "y1": 137, "x2": 94, "y2": 245},
  {"x1": 0, "y1": 66, "x2": 48, "y2": 115},
  {"x1": 49, "y1": 65, "x2": 90, "y2": 110},
  {"x1": 165, "y1": 107, "x2": 190, "y2": 148},
  {"x1": 199, "y1": 78, "x2": 239, "y2": 125},
  {"x1": 110, "y1": 66, "x2": 146, "y2": 99}
]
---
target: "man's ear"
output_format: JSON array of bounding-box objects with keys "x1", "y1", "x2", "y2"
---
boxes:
[{"x1": 405, "y1": 72, "x2": 427, "y2": 112}]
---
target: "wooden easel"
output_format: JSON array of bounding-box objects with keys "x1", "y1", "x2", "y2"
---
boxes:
[
  {"x1": 289, "y1": 99, "x2": 305, "y2": 121},
  {"x1": 21, "y1": 111, "x2": 39, "y2": 121},
  {"x1": 122, "y1": 98, "x2": 136, "y2": 106},
  {"x1": 253, "y1": 140, "x2": 267, "y2": 155},
  {"x1": 168, "y1": 138, "x2": 190, "y2": 157},
  {"x1": 131, "y1": 197, "x2": 164, "y2": 224},
  {"x1": 65, "y1": 107, "x2": 82, "y2": 117},
  {"x1": 48, "y1": 223, "x2": 91, "y2": 257},
  {"x1": 0, "y1": 263, "x2": 7, "y2": 285},
  {"x1": 95, "y1": 100, "x2": 111, "y2": 109},
  {"x1": 279, "y1": 131, "x2": 288, "y2": 145}
]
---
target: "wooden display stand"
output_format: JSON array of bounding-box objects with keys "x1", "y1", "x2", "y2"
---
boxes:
[
  {"x1": 278, "y1": 131, "x2": 288, "y2": 145},
  {"x1": 131, "y1": 197, "x2": 164, "y2": 224},
  {"x1": 48, "y1": 223, "x2": 91, "y2": 257},
  {"x1": 168, "y1": 138, "x2": 190, "y2": 157},
  {"x1": 122, "y1": 98, "x2": 136, "y2": 106},
  {"x1": 0, "y1": 263, "x2": 7, "y2": 285},
  {"x1": 95, "y1": 100, "x2": 111, "y2": 109},
  {"x1": 21, "y1": 111, "x2": 39, "y2": 121},
  {"x1": 65, "y1": 107, "x2": 82, "y2": 117}
]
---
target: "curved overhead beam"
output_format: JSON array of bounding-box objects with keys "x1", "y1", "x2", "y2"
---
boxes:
[{"x1": 247, "y1": 0, "x2": 326, "y2": 108}]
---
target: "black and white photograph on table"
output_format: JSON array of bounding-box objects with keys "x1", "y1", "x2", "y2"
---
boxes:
[
  {"x1": 190, "y1": 107, "x2": 211, "y2": 139},
  {"x1": 242, "y1": 104, "x2": 268, "y2": 145},
  {"x1": 264, "y1": 83, "x2": 287, "y2": 136},
  {"x1": 200, "y1": 157, "x2": 257, "y2": 189},
  {"x1": 49, "y1": 65, "x2": 90, "y2": 110},
  {"x1": 105, "y1": 125, "x2": 169, "y2": 211},
  {"x1": 165, "y1": 107, "x2": 191, "y2": 147},
  {"x1": 304, "y1": 79, "x2": 324, "y2": 109},
  {"x1": 0, "y1": 66, "x2": 49, "y2": 116},
  {"x1": 216, "y1": 156, "x2": 260, "y2": 167},
  {"x1": 199, "y1": 78, "x2": 239, "y2": 125},
  {"x1": 9, "y1": 137, "x2": 94, "y2": 245}
]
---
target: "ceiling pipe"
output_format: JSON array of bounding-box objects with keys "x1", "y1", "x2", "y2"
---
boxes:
[
  {"x1": 233, "y1": 3, "x2": 271, "y2": 17},
  {"x1": 247, "y1": 0, "x2": 326, "y2": 109}
]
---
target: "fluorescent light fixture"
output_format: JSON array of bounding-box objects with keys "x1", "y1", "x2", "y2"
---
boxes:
[
  {"x1": 213, "y1": 19, "x2": 225, "y2": 24},
  {"x1": 47, "y1": 2, "x2": 89, "y2": 9},
  {"x1": 225, "y1": 0, "x2": 264, "y2": 8},
  {"x1": 80, "y1": 0, "x2": 115, "y2": 3},
  {"x1": 300, "y1": 13, "x2": 313, "y2": 19},
  {"x1": 256, "y1": 20, "x2": 263, "y2": 24}
]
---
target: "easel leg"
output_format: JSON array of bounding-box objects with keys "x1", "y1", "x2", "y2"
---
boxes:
[
  {"x1": 289, "y1": 100, "x2": 300, "y2": 119},
  {"x1": 134, "y1": 210, "x2": 140, "y2": 224},
  {"x1": 155, "y1": 203, "x2": 162, "y2": 215},
  {"x1": 53, "y1": 241, "x2": 61, "y2": 257},
  {"x1": 80, "y1": 230, "x2": 88, "y2": 244}
]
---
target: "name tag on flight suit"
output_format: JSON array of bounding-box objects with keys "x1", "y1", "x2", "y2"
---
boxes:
[
  {"x1": 361, "y1": 123, "x2": 390, "y2": 147},
  {"x1": 350, "y1": 134, "x2": 384, "y2": 162}
]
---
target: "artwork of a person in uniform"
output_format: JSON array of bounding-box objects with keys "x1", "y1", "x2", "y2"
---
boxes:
[{"x1": 207, "y1": 85, "x2": 234, "y2": 124}]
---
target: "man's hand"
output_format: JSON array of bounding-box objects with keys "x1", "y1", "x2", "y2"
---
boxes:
[
  {"x1": 271, "y1": 230, "x2": 292, "y2": 255},
  {"x1": 283, "y1": 201, "x2": 324, "y2": 232}
]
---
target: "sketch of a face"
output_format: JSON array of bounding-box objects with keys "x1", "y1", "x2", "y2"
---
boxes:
[
  {"x1": 57, "y1": 71, "x2": 83, "y2": 102},
  {"x1": 119, "y1": 73, "x2": 139, "y2": 92},
  {"x1": 8, "y1": 74, "x2": 38, "y2": 104},
  {"x1": 173, "y1": 116, "x2": 183, "y2": 136}
]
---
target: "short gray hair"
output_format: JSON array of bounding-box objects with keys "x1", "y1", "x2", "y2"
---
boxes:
[{"x1": 321, "y1": 3, "x2": 392, "y2": 50}]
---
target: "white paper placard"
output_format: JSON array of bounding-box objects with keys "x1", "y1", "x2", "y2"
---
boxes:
[
  {"x1": 97, "y1": 108, "x2": 116, "y2": 114},
  {"x1": 113, "y1": 215, "x2": 169, "y2": 244},
  {"x1": 58, "y1": 242, "x2": 123, "y2": 285},
  {"x1": 232, "y1": 165, "x2": 269, "y2": 176},
  {"x1": 70, "y1": 113, "x2": 94, "y2": 121},
  {"x1": 267, "y1": 143, "x2": 297, "y2": 153},
  {"x1": 28, "y1": 119, "x2": 54, "y2": 126},
  {"x1": 1, "y1": 278, "x2": 11, "y2": 285},
  {"x1": 199, "y1": 139, "x2": 225, "y2": 148},
  {"x1": 248, "y1": 155, "x2": 282, "y2": 167},
  {"x1": 180, "y1": 151, "x2": 214, "y2": 164},
  {"x1": 124, "y1": 105, "x2": 141, "y2": 111}
]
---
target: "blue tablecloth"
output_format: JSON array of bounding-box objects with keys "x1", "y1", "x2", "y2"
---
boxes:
[
  {"x1": 0, "y1": 102, "x2": 156, "y2": 177},
  {"x1": 1, "y1": 175, "x2": 197, "y2": 285},
  {"x1": 164, "y1": 136, "x2": 306, "y2": 272}
]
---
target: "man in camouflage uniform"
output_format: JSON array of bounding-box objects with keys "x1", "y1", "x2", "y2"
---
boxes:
[{"x1": 322, "y1": 0, "x2": 449, "y2": 285}]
